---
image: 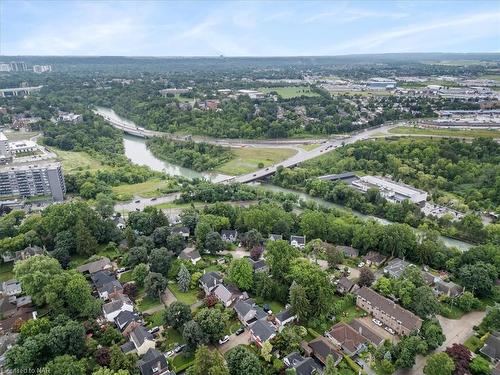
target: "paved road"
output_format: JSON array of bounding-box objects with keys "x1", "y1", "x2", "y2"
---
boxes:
[{"x1": 114, "y1": 192, "x2": 180, "y2": 213}]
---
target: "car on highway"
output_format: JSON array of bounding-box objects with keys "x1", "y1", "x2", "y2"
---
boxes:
[
  {"x1": 372, "y1": 318, "x2": 383, "y2": 327},
  {"x1": 235, "y1": 327, "x2": 245, "y2": 336},
  {"x1": 219, "y1": 335, "x2": 230, "y2": 345},
  {"x1": 384, "y1": 327, "x2": 395, "y2": 335}
]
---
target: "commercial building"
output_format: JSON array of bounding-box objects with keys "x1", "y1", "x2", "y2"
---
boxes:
[
  {"x1": 57, "y1": 112, "x2": 83, "y2": 123},
  {"x1": 33, "y1": 65, "x2": 52, "y2": 74},
  {"x1": 352, "y1": 175, "x2": 428, "y2": 204},
  {"x1": 8, "y1": 140, "x2": 38, "y2": 154},
  {"x1": 0, "y1": 162, "x2": 66, "y2": 201}
]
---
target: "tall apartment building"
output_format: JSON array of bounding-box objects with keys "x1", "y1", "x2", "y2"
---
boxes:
[
  {"x1": 9, "y1": 62, "x2": 28, "y2": 72},
  {"x1": 0, "y1": 163, "x2": 66, "y2": 201},
  {"x1": 33, "y1": 65, "x2": 52, "y2": 74}
]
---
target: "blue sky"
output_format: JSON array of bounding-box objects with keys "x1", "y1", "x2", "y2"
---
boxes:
[{"x1": 1, "y1": 0, "x2": 499, "y2": 56}]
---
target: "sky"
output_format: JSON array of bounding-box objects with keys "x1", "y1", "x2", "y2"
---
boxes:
[{"x1": 1, "y1": 0, "x2": 499, "y2": 56}]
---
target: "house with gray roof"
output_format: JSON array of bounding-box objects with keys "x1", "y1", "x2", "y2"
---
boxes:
[
  {"x1": 304, "y1": 337, "x2": 343, "y2": 367},
  {"x1": 171, "y1": 226, "x2": 190, "y2": 239},
  {"x1": 221, "y1": 229, "x2": 238, "y2": 242},
  {"x1": 121, "y1": 325, "x2": 155, "y2": 356},
  {"x1": 337, "y1": 245, "x2": 359, "y2": 258},
  {"x1": 283, "y1": 352, "x2": 323, "y2": 375},
  {"x1": 480, "y1": 331, "x2": 500, "y2": 363},
  {"x1": 290, "y1": 235, "x2": 306, "y2": 249},
  {"x1": 275, "y1": 309, "x2": 296, "y2": 330},
  {"x1": 434, "y1": 279, "x2": 464, "y2": 298},
  {"x1": 336, "y1": 277, "x2": 358, "y2": 295},
  {"x1": 179, "y1": 248, "x2": 201, "y2": 265},
  {"x1": 77, "y1": 257, "x2": 112, "y2": 275},
  {"x1": 199, "y1": 271, "x2": 222, "y2": 295},
  {"x1": 269, "y1": 234, "x2": 283, "y2": 241},
  {"x1": 138, "y1": 348, "x2": 173, "y2": 375},
  {"x1": 213, "y1": 284, "x2": 239, "y2": 307},
  {"x1": 249, "y1": 318, "x2": 277, "y2": 347},
  {"x1": 97, "y1": 279, "x2": 123, "y2": 301},
  {"x1": 103, "y1": 295, "x2": 133, "y2": 322},
  {"x1": 383, "y1": 258, "x2": 411, "y2": 278},
  {"x1": 1, "y1": 280, "x2": 22, "y2": 297},
  {"x1": 248, "y1": 258, "x2": 268, "y2": 273},
  {"x1": 15, "y1": 246, "x2": 44, "y2": 263},
  {"x1": 233, "y1": 299, "x2": 267, "y2": 325},
  {"x1": 115, "y1": 310, "x2": 141, "y2": 331}
]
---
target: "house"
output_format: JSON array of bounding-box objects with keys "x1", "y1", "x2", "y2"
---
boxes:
[
  {"x1": 355, "y1": 287, "x2": 422, "y2": 336},
  {"x1": 363, "y1": 251, "x2": 387, "y2": 267},
  {"x1": 14, "y1": 246, "x2": 44, "y2": 262},
  {"x1": 290, "y1": 235, "x2": 306, "y2": 249},
  {"x1": 171, "y1": 226, "x2": 190, "y2": 239},
  {"x1": 138, "y1": 348, "x2": 173, "y2": 375},
  {"x1": 103, "y1": 295, "x2": 134, "y2": 322},
  {"x1": 348, "y1": 319, "x2": 384, "y2": 347},
  {"x1": 269, "y1": 234, "x2": 283, "y2": 241},
  {"x1": 249, "y1": 318, "x2": 277, "y2": 347},
  {"x1": 77, "y1": 257, "x2": 113, "y2": 274},
  {"x1": 212, "y1": 284, "x2": 239, "y2": 307},
  {"x1": 423, "y1": 272, "x2": 437, "y2": 286},
  {"x1": 304, "y1": 337, "x2": 343, "y2": 367},
  {"x1": 121, "y1": 325, "x2": 155, "y2": 356},
  {"x1": 275, "y1": 309, "x2": 297, "y2": 331},
  {"x1": 221, "y1": 230, "x2": 238, "y2": 242},
  {"x1": 115, "y1": 310, "x2": 141, "y2": 331},
  {"x1": 1, "y1": 280, "x2": 22, "y2": 297},
  {"x1": 326, "y1": 322, "x2": 368, "y2": 357},
  {"x1": 233, "y1": 299, "x2": 267, "y2": 326},
  {"x1": 434, "y1": 279, "x2": 464, "y2": 298},
  {"x1": 283, "y1": 352, "x2": 323, "y2": 375},
  {"x1": 337, "y1": 245, "x2": 359, "y2": 258},
  {"x1": 179, "y1": 248, "x2": 201, "y2": 265},
  {"x1": 113, "y1": 215, "x2": 126, "y2": 230},
  {"x1": 0, "y1": 296, "x2": 34, "y2": 333},
  {"x1": 336, "y1": 277, "x2": 358, "y2": 295},
  {"x1": 92, "y1": 270, "x2": 123, "y2": 300},
  {"x1": 480, "y1": 332, "x2": 500, "y2": 363},
  {"x1": 199, "y1": 271, "x2": 222, "y2": 295},
  {"x1": 1, "y1": 253, "x2": 16, "y2": 263},
  {"x1": 383, "y1": 258, "x2": 411, "y2": 278},
  {"x1": 248, "y1": 258, "x2": 268, "y2": 273}
]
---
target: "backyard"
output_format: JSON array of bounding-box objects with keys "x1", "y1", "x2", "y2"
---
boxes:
[
  {"x1": 0, "y1": 262, "x2": 14, "y2": 282},
  {"x1": 168, "y1": 283, "x2": 199, "y2": 305}
]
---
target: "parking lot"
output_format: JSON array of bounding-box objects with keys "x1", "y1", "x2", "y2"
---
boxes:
[{"x1": 358, "y1": 316, "x2": 399, "y2": 343}]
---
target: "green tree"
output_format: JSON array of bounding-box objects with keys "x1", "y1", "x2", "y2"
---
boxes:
[
  {"x1": 204, "y1": 231, "x2": 225, "y2": 254},
  {"x1": 183, "y1": 320, "x2": 207, "y2": 352},
  {"x1": 92, "y1": 369, "x2": 129, "y2": 375},
  {"x1": 127, "y1": 246, "x2": 148, "y2": 266},
  {"x1": 195, "y1": 308, "x2": 227, "y2": 344},
  {"x1": 149, "y1": 247, "x2": 172, "y2": 275},
  {"x1": 261, "y1": 341, "x2": 273, "y2": 362},
  {"x1": 166, "y1": 233, "x2": 186, "y2": 255},
  {"x1": 75, "y1": 219, "x2": 98, "y2": 256},
  {"x1": 145, "y1": 272, "x2": 167, "y2": 299},
  {"x1": 266, "y1": 240, "x2": 299, "y2": 283},
  {"x1": 165, "y1": 301, "x2": 192, "y2": 329},
  {"x1": 108, "y1": 345, "x2": 138, "y2": 373},
  {"x1": 421, "y1": 320, "x2": 445, "y2": 350},
  {"x1": 424, "y1": 353, "x2": 455, "y2": 375},
  {"x1": 323, "y1": 354, "x2": 340, "y2": 375},
  {"x1": 132, "y1": 263, "x2": 149, "y2": 287},
  {"x1": 243, "y1": 229, "x2": 263, "y2": 249},
  {"x1": 358, "y1": 266, "x2": 375, "y2": 287},
  {"x1": 227, "y1": 258, "x2": 254, "y2": 291},
  {"x1": 469, "y1": 356, "x2": 491, "y2": 375},
  {"x1": 43, "y1": 355, "x2": 85, "y2": 375},
  {"x1": 188, "y1": 345, "x2": 229, "y2": 375},
  {"x1": 289, "y1": 282, "x2": 310, "y2": 321},
  {"x1": 458, "y1": 262, "x2": 497, "y2": 297},
  {"x1": 177, "y1": 264, "x2": 191, "y2": 292},
  {"x1": 14, "y1": 255, "x2": 63, "y2": 305},
  {"x1": 395, "y1": 335, "x2": 427, "y2": 368},
  {"x1": 95, "y1": 193, "x2": 115, "y2": 218},
  {"x1": 410, "y1": 286, "x2": 440, "y2": 318},
  {"x1": 227, "y1": 345, "x2": 262, "y2": 375}
]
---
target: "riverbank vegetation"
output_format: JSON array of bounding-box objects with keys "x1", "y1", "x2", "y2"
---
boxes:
[{"x1": 147, "y1": 137, "x2": 233, "y2": 172}]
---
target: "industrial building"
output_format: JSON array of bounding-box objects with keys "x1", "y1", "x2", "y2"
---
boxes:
[
  {"x1": 0, "y1": 162, "x2": 66, "y2": 201},
  {"x1": 351, "y1": 175, "x2": 428, "y2": 204}
]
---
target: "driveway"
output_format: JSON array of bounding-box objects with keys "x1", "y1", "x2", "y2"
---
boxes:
[
  {"x1": 395, "y1": 311, "x2": 486, "y2": 375},
  {"x1": 221, "y1": 247, "x2": 250, "y2": 259},
  {"x1": 358, "y1": 316, "x2": 398, "y2": 344},
  {"x1": 218, "y1": 330, "x2": 251, "y2": 354}
]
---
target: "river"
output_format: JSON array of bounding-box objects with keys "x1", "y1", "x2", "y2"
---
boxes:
[
  {"x1": 102, "y1": 107, "x2": 473, "y2": 251},
  {"x1": 257, "y1": 184, "x2": 473, "y2": 251}
]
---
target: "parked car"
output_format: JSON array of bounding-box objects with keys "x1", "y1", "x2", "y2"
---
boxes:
[
  {"x1": 358, "y1": 262, "x2": 365, "y2": 268},
  {"x1": 384, "y1": 327, "x2": 395, "y2": 335},
  {"x1": 263, "y1": 304, "x2": 271, "y2": 313},
  {"x1": 165, "y1": 350, "x2": 175, "y2": 357},
  {"x1": 134, "y1": 200, "x2": 140, "y2": 203},
  {"x1": 372, "y1": 318, "x2": 383, "y2": 327},
  {"x1": 235, "y1": 327, "x2": 245, "y2": 336},
  {"x1": 149, "y1": 326, "x2": 160, "y2": 334},
  {"x1": 219, "y1": 335, "x2": 230, "y2": 345},
  {"x1": 174, "y1": 344, "x2": 186, "y2": 353},
  {"x1": 151, "y1": 197, "x2": 157, "y2": 201}
]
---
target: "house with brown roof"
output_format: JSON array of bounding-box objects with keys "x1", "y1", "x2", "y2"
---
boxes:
[
  {"x1": 337, "y1": 246, "x2": 359, "y2": 258},
  {"x1": 355, "y1": 286, "x2": 422, "y2": 336},
  {"x1": 77, "y1": 257, "x2": 113, "y2": 274},
  {"x1": 434, "y1": 279, "x2": 464, "y2": 298},
  {"x1": 326, "y1": 322, "x2": 368, "y2": 356},
  {"x1": 336, "y1": 277, "x2": 358, "y2": 295},
  {"x1": 348, "y1": 318, "x2": 384, "y2": 347},
  {"x1": 302, "y1": 337, "x2": 343, "y2": 367},
  {"x1": 363, "y1": 251, "x2": 387, "y2": 267}
]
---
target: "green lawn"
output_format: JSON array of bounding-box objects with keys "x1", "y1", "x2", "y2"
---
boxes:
[
  {"x1": 254, "y1": 297, "x2": 285, "y2": 314},
  {"x1": 168, "y1": 284, "x2": 199, "y2": 305},
  {"x1": 118, "y1": 270, "x2": 133, "y2": 283},
  {"x1": 259, "y1": 86, "x2": 319, "y2": 99},
  {"x1": 164, "y1": 327, "x2": 185, "y2": 349},
  {"x1": 145, "y1": 311, "x2": 165, "y2": 328},
  {"x1": 112, "y1": 178, "x2": 176, "y2": 200},
  {"x1": 68, "y1": 255, "x2": 89, "y2": 269},
  {"x1": 137, "y1": 295, "x2": 164, "y2": 312},
  {"x1": 464, "y1": 335, "x2": 483, "y2": 352},
  {"x1": 389, "y1": 126, "x2": 500, "y2": 139},
  {"x1": 215, "y1": 147, "x2": 296, "y2": 175},
  {"x1": 54, "y1": 149, "x2": 106, "y2": 173},
  {"x1": 0, "y1": 262, "x2": 14, "y2": 282},
  {"x1": 3, "y1": 131, "x2": 40, "y2": 141},
  {"x1": 299, "y1": 143, "x2": 321, "y2": 151},
  {"x1": 169, "y1": 352, "x2": 194, "y2": 373}
]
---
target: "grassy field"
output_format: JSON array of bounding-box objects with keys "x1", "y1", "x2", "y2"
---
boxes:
[
  {"x1": 174, "y1": 94, "x2": 194, "y2": 103},
  {"x1": 215, "y1": 147, "x2": 296, "y2": 175},
  {"x1": 389, "y1": 126, "x2": 500, "y2": 138},
  {"x1": 137, "y1": 295, "x2": 164, "y2": 312},
  {"x1": 258, "y1": 86, "x2": 319, "y2": 99},
  {"x1": 168, "y1": 284, "x2": 199, "y2": 305},
  {"x1": 118, "y1": 270, "x2": 133, "y2": 283},
  {"x1": 145, "y1": 311, "x2": 164, "y2": 328},
  {"x1": 3, "y1": 131, "x2": 39, "y2": 141},
  {"x1": 55, "y1": 149, "x2": 105, "y2": 173},
  {"x1": 299, "y1": 143, "x2": 321, "y2": 151},
  {"x1": 0, "y1": 262, "x2": 14, "y2": 282},
  {"x1": 112, "y1": 178, "x2": 174, "y2": 200},
  {"x1": 254, "y1": 297, "x2": 285, "y2": 314}
]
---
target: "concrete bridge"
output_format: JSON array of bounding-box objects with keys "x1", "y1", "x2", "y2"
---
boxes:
[{"x1": 0, "y1": 85, "x2": 43, "y2": 97}]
